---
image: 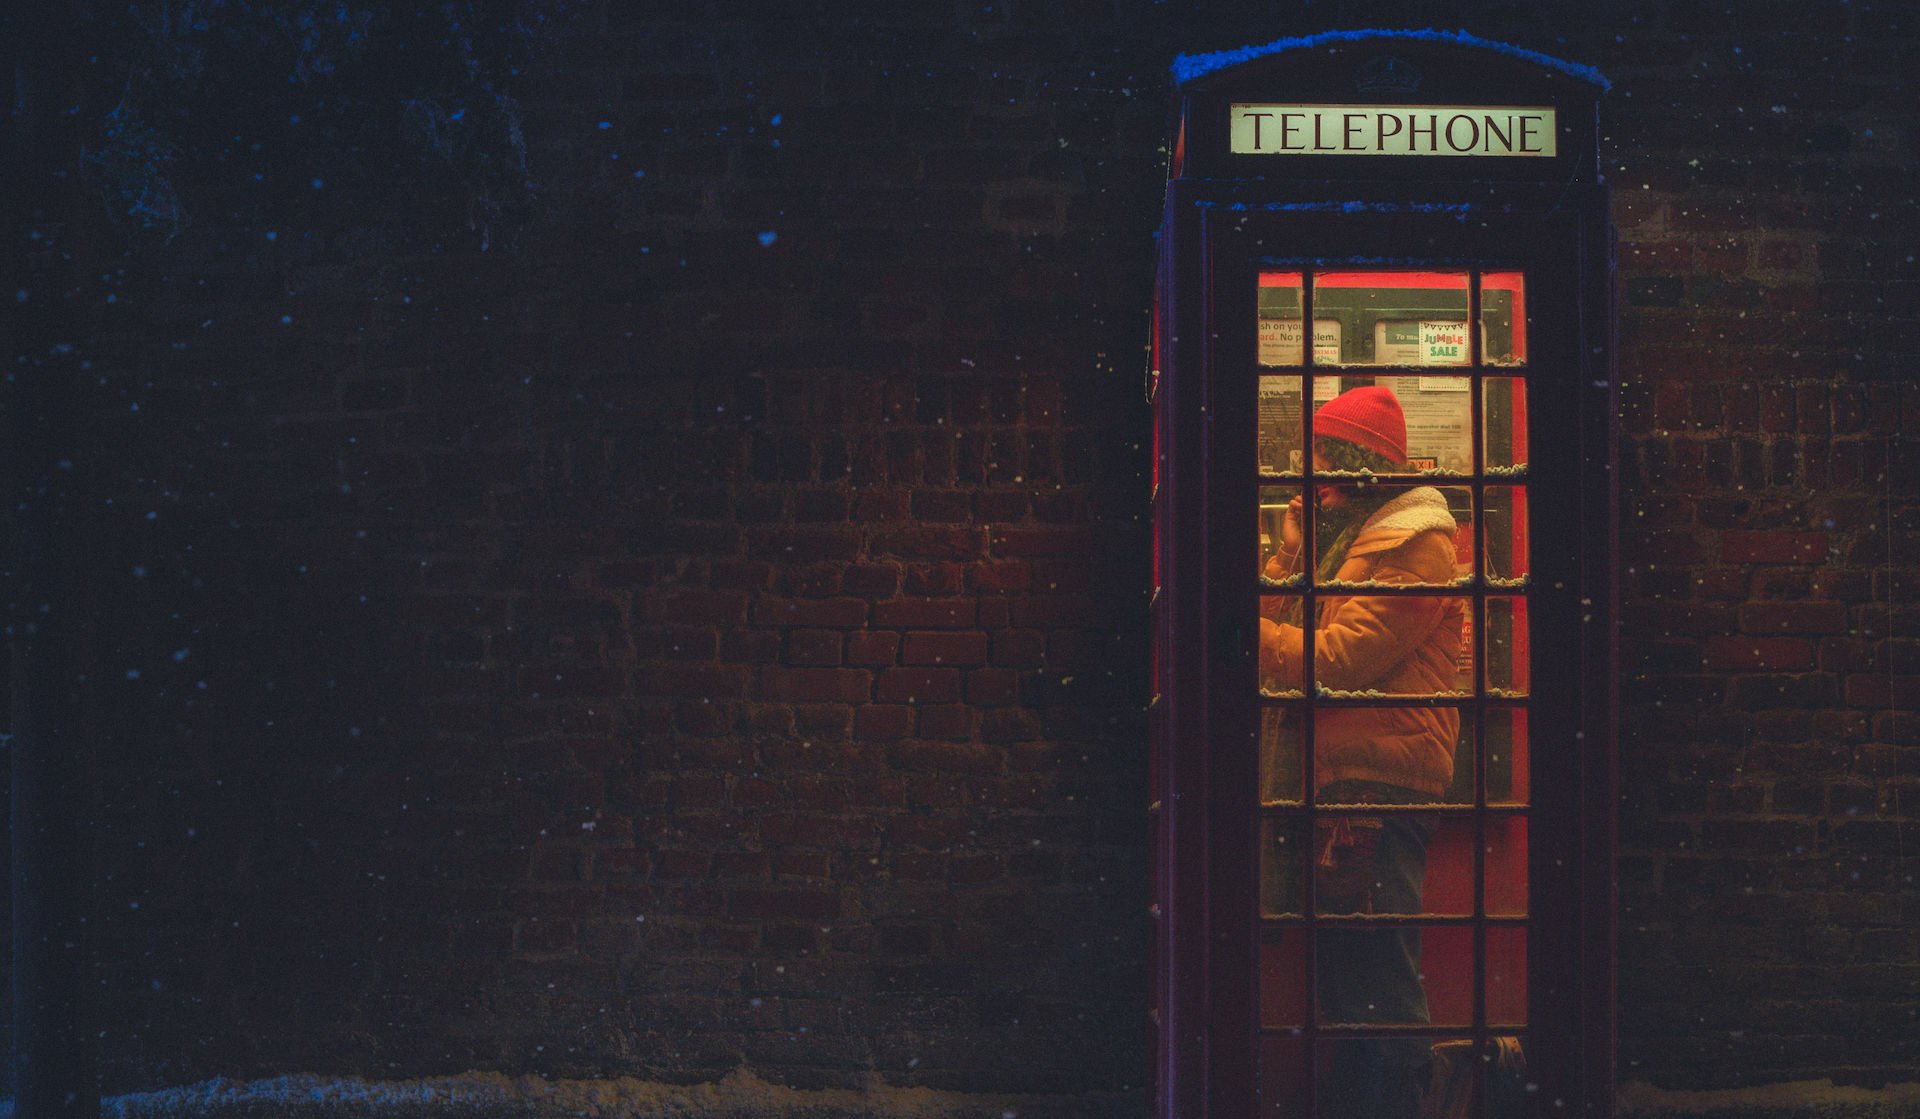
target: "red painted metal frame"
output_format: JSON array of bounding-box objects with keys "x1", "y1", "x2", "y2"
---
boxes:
[{"x1": 1149, "y1": 38, "x2": 1614, "y2": 1117}]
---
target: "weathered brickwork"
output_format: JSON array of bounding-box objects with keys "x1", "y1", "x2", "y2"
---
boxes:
[{"x1": 24, "y1": 0, "x2": 1918, "y2": 1105}]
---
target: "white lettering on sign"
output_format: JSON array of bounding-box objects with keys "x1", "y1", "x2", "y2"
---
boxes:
[
  {"x1": 1230, "y1": 104, "x2": 1557, "y2": 157},
  {"x1": 1373, "y1": 321, "x2": 1471, "y2": 367},
  {"x1": 1420, "y1": 321, "x2": 1470, "y2": 364},
  {"x1": 1259, "y1": 318, "x2": 1342, "y2": 366}
]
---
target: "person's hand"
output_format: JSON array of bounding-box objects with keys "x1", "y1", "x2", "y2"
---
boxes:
[{"x1": 1281, "y1": 495, "x2": 1305, "y2": 552}]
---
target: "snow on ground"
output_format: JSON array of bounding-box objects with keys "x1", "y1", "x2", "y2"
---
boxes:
[
  {"x1": 1620, "y1": 1078, "x2": 1920, "y2": 1119},
  {"x1": 2, "y1": 1068, "x2": 1128, "y2": 1119},
  {"x1": 12, "y1": 1072, "x2": 1919, "y2": 1118}
]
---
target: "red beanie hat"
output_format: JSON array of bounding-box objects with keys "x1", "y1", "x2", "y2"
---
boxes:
[{"x1": 1314, "y1": 385, "x2": 1408, "y2": 464}]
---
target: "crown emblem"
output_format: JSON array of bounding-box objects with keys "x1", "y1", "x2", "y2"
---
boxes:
[{"x1": 1356, "y1": 56, "x2": 1423, "y2": 94}]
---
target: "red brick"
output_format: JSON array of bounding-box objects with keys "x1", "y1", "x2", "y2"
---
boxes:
[
  {"x1": 1721, "y1": 530, "x2": 1829, "y2": 564},
  {"x1": 876, "y1": 667, "x2": 960, "y2": 704},
  {"x1": 760, "y1": 667, "x2": 871, "y2": 703},
  {"x1": 600, "y1": 849, "x2": 651, "y2": 877},
  {"x1": 911, "y1": 490, "x2": 972, "y2": 522},
  {"x1": 887, "y1": 740, "x2": 1003, "y2": 774},
  {"x1": 732, "y1": 777, "x2": 783, "y2": 808},
  {"x1": 902, "y1": 631, "x2": 989, "y2": 666},
  {"x1": 916, "y1": 704, "x2": 972, "y2": 739},
  {"x1": 845, "y1": 630, "x2": 900, "y2": 666},
  {"x1": 968, "y1": 561, "x2": 1031, "y2": 593},
  {"x1": 842, "y1": 563, "x2": 901, "y2": 596},
  {"x1": 903, "y1": 563, "x2": 965, "y2": 596},
  {"x1": 1703, "y1": 637, "x2": 1815, "y2": 672},
  {"x1": 746, "y1": 527, "x2": 861, "y2": 562},
  {"x1": 907, "y1": 777, "x2": 966, "y2": 811},
  {"x1": 1846, "y1": 675, "x2": 1920, "y2": 708},
  {"x1": 1010, "y1": 595, "x2": 1094, "y2": 627},
  {"x1": 521, "y1": 665, "x2": 627, "y2": 700},
  {"x1": 760, "y1": 814, "x2": 875, "y2": 847},
  {"x1": 793, "y1": 704, "x2": 853, "y2": 738},
  {"x1": 752, "y1": 597, "x2": 869, "y2": 627},
  {"x1": 792, "y1": 778, "x2": 850, "y2": 812},
  {"x1": 886, "y1": 815, "x2": 973, "y2": 847},
  {"x1": 869, "y1": 525, "x2": 986, "y2": 558},
  {"x1": 852, "y1": 490, "x2": 910, "y2": 521},
  {"x1": 990, "y1": 630, "x2": 1047, "y2": 667},
  {"x1": 1621, "y1": 240, "x2": 1692, "y2": 269},
  {"x1": 648, "y1": 589, "x2": 747, "y2": 626},
  {"x1": 890, "y1": 852, "x2": 948, "y2": 880},
  {"x1": 772, "y1": 851, "x2": 830, "y2": 879},
  {"x1": 635, "y1": 664, "x2": 749, "y2": 699},
  {"x1": 785, "y1": 628, "x2": 843, "y2": 665},
  {"x1": 873, "y1": 599, "x2": 976, "y2": 628},
  {"x1": 675, "y1": 777, "x2": 728, "y2": 808},
  {"x1": 989, "y1": 525, "x2": 1097, "y2": 556},
  {"x1": 712, "y1": 852, "x2": 770, "y2": 879},
  {"x1": 729, "y1": 889, "x2": 841, "y2": 921},
  {"x1": 848, "y1": 778, "x2": 906, "y2": 809},
  {"x1": 793, "y1": 489, "x2": 848, "y2": 521},
  {"x1": 854, "y1": 704, "x2": 914, "y2": 740},
  {"x1": 708, "y1": 560, "x2": 774, "y2": 591},
  {"x1": 966, "y1": 668, "x2": 1020, "y2": 706},
  {"x1": 1739, "y1": 601, "x2": 1848, "y2": 634}
]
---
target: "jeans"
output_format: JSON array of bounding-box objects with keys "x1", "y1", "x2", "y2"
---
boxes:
[{"x1": 1315, "y1": 781, "x2": 1434, "y2": 1118}]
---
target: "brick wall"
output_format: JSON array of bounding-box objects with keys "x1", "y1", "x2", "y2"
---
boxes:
[
  {"x1": 26, "y1": 0, "x2": 1918, "y2": 1105},
  {"x1": 1609, "y1": 0, "x2": 1920, "y2": 1085}
]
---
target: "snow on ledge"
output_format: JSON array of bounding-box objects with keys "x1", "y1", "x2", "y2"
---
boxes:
[
  {"x1": 0, "y1": 1069, "x2": 1131, "y2": 1119},
  {"x1": 1619, "y1": 1078, "x2": 1920, "y2": 1119},
  {"x1": 1172, "y1": 29, "x2": 1611, "y2": 90}
]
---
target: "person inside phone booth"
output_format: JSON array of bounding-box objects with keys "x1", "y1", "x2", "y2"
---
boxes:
[{"x1": 1258, "y1": 384, "x2": 1466, "y2": 1117}]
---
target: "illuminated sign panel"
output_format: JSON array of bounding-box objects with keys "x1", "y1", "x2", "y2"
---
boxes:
[{"x1": 1229, "y1": 104, "x2": 1557, "y2": 157}]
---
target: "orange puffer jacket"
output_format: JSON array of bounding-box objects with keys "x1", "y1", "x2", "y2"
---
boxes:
[{"x1": 1259, "y1": 487, "x2": 1466, "y2": 798}]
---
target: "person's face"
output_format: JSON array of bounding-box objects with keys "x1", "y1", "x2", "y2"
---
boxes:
[{"x1": 1312, "y1": 448, "x2": 1352, "y2": 511}]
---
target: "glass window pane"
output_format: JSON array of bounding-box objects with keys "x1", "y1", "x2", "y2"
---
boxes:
[
  {"x1": 1320, "y1": 1036, "x2": 1443, "y2": 1113},
  {"x1": 1258, "y1": 595, "x2": 1304, "y2": 696},
  {"x1": 1387, "y1": 375, "x2": 1472, "y2": 473},
  {"x1": 1260, "y1": 706, "x2": 1302, "y2": 806},
  {"x1": 1257, "y1": 1036, "x2": 1308, "y2": 1118},
  {"x1": 1259, "y1": 930, "x2": 1308, "y2": 1029},
  {"x1": 1313, "y1": 813, "x2": 1472, "y2": 917},
  {"x1": 1317, "y1": 924, "x2": 1472, "y2": 1026},
  {"x1": 1258, "y1": 484, "x2": 1303, "y2": 581},
  {"x1": 1483, "y1": 486, "x2": 1530, "y2": 585},
  {"x1": 1313, "y1": 271, "x2": 1470, "y2": 367},
  {"x1": 1483, "y1": 376, "x2": 1529, "y2": 475},
  {"x1": 1257, "y1": 377, "x2": 1304, "y2": 475},
  {"x1": 1485, "y1": 597, "x2": 1531, "y2": 697},
  {"x1": 1315, "y1": 711, "x2": 1471, "y2": 807},
  {"x1": 1315, "y1": 1036, "x2": 1445, "y2": 1112},
  {"x1": 1486, "y1": 814, "x2": 1529, "y2": 917},
  {"x1": 1308, "y1": 596, "x2": 1471, "y2": 697},
  {"x1": 1258, "y1": 271, "x2": 1339, "y2": 366},
  {"x1": 1428, "y1": 1037, "x2": 1530, "y2": 1112},
  {"x1": 1481, "y1": 271, "x2": 1528, "y2": 366},
  {"x1": 1260, "y1": 816, "x2": 1307, "y2": 917},
  {"x1": 1309, "y1": 375, "x2": 1473, "y2": 475},
  {"x1": 1308, "y1": 482, "x2": 1471, "y2": 586},
  {"x1": 1487, "y1": 707, "x2": 1530, "y2": 806},
  {"x1": 1486, "y1": 929, "x2": 1528, "y2": 1026}
]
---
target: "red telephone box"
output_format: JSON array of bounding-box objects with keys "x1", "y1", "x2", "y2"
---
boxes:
[{"x1": 1147, "y1": 32, "x2": 1615, "y2": 1117}]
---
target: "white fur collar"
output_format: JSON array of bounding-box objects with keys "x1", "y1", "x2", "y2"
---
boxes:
[{"x1": 1359, "y1": 486, "x2": 1458, "y2": 538}]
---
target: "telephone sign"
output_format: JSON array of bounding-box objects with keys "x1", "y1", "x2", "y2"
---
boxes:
[{"x1": 1149, "y1": 31, "x2": 1616, "y2": 1119}]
